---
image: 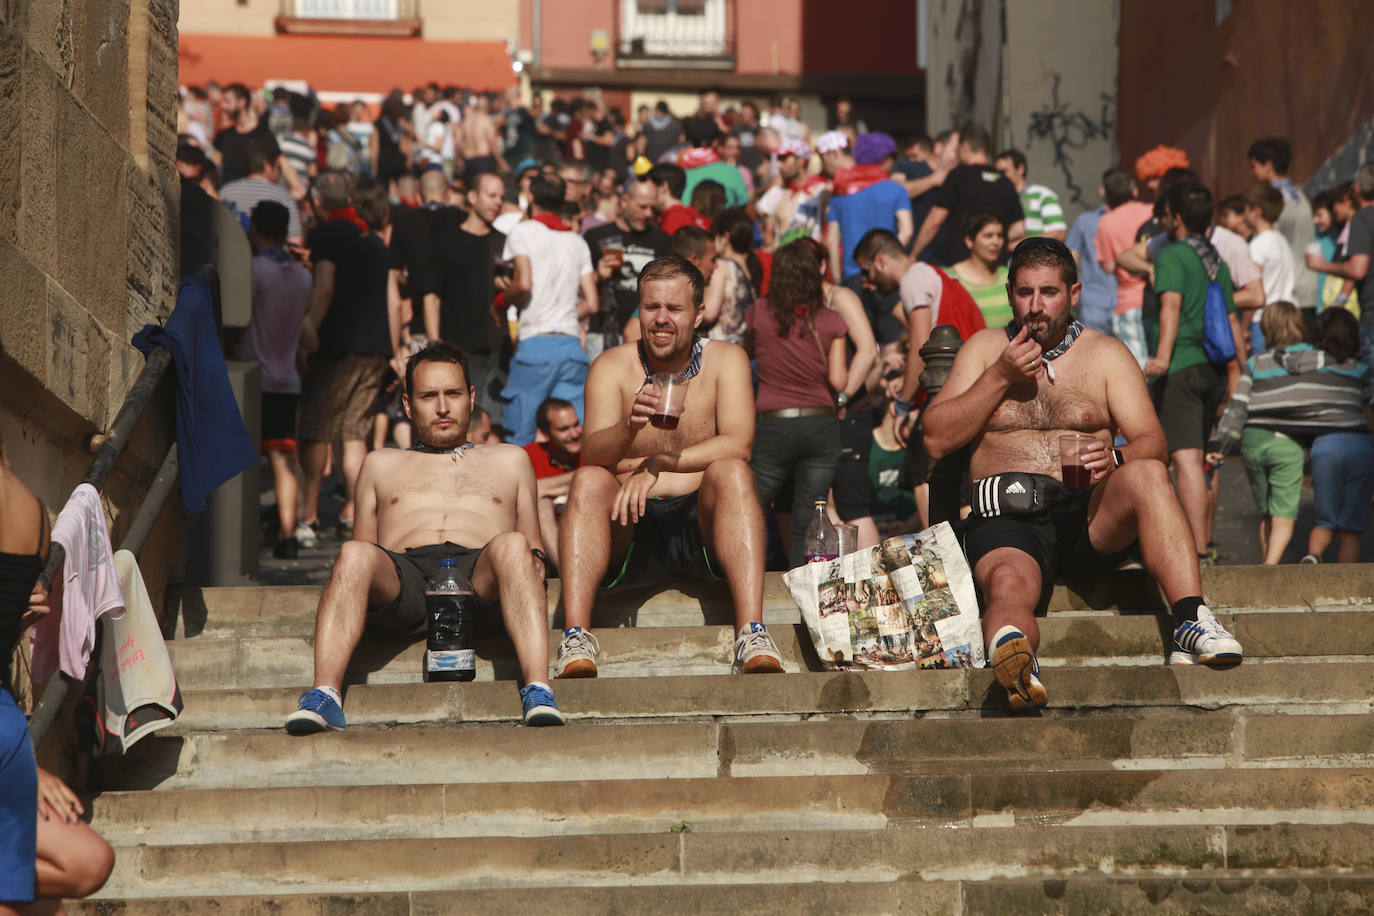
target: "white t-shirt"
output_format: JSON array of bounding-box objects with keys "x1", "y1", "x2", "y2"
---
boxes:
[
  {"x1": 1249, "y1": 228, "x2": 1296, "y2": 305},
  {"x1": 503, "y1": 219, "x2": 592, "y2": 339},
  {"x1": 1144, "y1": 227, "x2": 1263, "y2": 295},
  {"x1": 756, "y1": 185, "x2": 784, "y2": 217},
  {"x1": 899, "y1": 262, "x2": 942, "y2": 316}
]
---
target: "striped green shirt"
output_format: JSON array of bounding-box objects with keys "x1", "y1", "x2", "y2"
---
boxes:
[
  {"x1": 953, "y1": 264, "x2": 1012, "y2": 329},
  {"x1": 1020, "y1": 183, "x2": 1066, "y2": 236}
]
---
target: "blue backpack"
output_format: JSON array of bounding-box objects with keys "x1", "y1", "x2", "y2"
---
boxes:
[{"x1": 1201, "y1": 276, "x2": 1235, "y2": 364}]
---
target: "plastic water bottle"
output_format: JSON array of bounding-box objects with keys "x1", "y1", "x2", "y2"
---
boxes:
[
  {"x1": 425, "y1": 558, "x2": 476, "y2": 682},
  {"x1": 803, "y1": 499, "x2": 839, "y2": 563}
]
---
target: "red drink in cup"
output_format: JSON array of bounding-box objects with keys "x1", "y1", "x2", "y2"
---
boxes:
[
  {"x1": 1059, "y1": 434, "x2": 1095, "y2": 488},
  {"x1": 650, "y1": 372, "x2": 687, "y2": 429}
]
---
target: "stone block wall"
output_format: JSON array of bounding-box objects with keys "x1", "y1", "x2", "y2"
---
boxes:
[{"x1": 0, "y1": 0, "x2": 182, "y2": 762}]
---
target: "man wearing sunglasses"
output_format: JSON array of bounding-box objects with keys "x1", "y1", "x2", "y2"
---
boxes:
[{"x1": 923, "y1": 237, "x2": 1242, "y2": 713}]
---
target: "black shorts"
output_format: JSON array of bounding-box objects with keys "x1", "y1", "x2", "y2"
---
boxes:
[
  {"x1": 261, "y1": 392, "x2": 299, "y2": 452},
  {"x1": 1153, "y1": 361, "x2": 1226, "y2": 453},
  {"x1": 367, "y1": 542, "x2": 496, "y2": 639},
  {"x1": 962, "y1": 472, "x2": 1134, "y2": 612},
  {"x1": 832, "y1": 410, "x2": 875, "y2": 522},
  {"x1": 604, "y1": 493, "x2": 723, "y2": 588}
]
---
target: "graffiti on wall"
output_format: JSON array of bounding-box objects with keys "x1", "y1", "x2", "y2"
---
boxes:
[
  {"x1": 1305, "y1": 118, "x2": 1374, "y2": 198},
  {"x1": 1024, "y1": 73, "x2": 1116, "y2": 208}
]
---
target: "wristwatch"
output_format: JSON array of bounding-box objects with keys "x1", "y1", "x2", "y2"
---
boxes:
[
  {"x1": 1111, "y1": 447, "x2": 1125, "y2": 468},
  {"x1": 835, "y1": 391, "x2": 850, "y2": 409},
  {"x1": 893, "y1": 397, "x2": 914, "y2": 417}
]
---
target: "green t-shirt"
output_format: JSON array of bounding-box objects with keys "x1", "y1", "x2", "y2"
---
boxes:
[
  {"x1": 869, "y1": 438, "x2": 915, "y2": 520},
  {"x1": 953, "y1": 264, "x2": 1012, "y2": 329},
  {"x1": 1150, "y1": 239, "x2": 1235, "y2": 375}
]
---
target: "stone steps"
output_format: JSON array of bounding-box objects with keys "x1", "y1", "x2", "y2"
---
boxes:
[
  {"x1": 71, "y1": 874, "x2": 1374, "y2": 915},
  {"x1": 86, "y1": 823, "x2": 1374, "y2": 899},
  {"x1": 154, "y1": 661, "x2": 1374, "y2": 735},
  {"x1": 88, "y1": 767, "x2": 1374, "y2": 847},
  {"x1": 169, "y1": 564, "x2": 1374, "y2": 639},
  {"x1": 80, "y1": 565, "x2": 1374, "y2": 911},
  {"x1": 162, "y1": 612, "x2": 1374, "y2": 693},
  {"x1": 93, "y1": 709, "x2": 1374, "y2": 793}
]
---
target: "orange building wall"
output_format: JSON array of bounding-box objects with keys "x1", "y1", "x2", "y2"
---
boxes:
[{"x1": 735, "y1": 0, "x2": 803, "y2": 76}]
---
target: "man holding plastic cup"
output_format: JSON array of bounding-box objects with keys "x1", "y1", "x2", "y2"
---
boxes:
[
  {"x1": 923, "y1": 237, "x2": 1243, "y2": 713},
  {"x1": 554, "y1": 255, "x2": 785, "y2": 678}
]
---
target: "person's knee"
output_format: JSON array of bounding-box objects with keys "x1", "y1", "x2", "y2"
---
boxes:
[
  {"x1": 981, "y1": 559, "x2": 1041, "y2": 610},
  {"x1": 487, "y1": 529, "x2": 532, "y2": 566},
  {"x1": 702, "y1": 457, "x2": 753, "y2": 494},
  {"x1": 73, "y1": 835, "x2": 114, "y2": 897},
  {"x1": 336, "y1": 539, "x2": 383, "y2": 572},
  {"x1": 1116, "y1": 456, "x2": 1170, "y2": 490},
  {"x1": 567, "y1": 466, "x2": 618, "y2": 506}
]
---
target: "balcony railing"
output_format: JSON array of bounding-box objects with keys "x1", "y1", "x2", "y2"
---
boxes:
[
  {"x1": 277, "y1": 0, "x2": 421, "y2": 36},
  {"x1": 617, "y1": 0, "x2": 736, "y2": 69}
]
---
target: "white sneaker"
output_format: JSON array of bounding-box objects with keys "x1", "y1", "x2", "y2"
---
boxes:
[
  {"x1": 554, "y1": 627, "x2": 600, "y2": 678},
  {"x1": 1170, "y1": 605, "x2": 1243, "y2": 666},
  {"x1": 733, "y1": 622, "x2": 784, "y2": 674},
  {"x1": 294, "y1": 522, "x2": 319, "y2": 549}
]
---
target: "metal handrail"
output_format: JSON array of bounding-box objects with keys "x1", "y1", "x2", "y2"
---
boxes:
[{"x1": 27, "y1": 345, "x2": 179, "y2": 745}]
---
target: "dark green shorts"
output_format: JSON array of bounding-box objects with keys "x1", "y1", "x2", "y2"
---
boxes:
[{"x1": 603, "y1": 493, "x2": 724, "y2": 589}]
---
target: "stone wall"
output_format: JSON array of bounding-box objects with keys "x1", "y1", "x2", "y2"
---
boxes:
[{"x1": 0, "y1": 0, "x2": 182, "y2": 764}]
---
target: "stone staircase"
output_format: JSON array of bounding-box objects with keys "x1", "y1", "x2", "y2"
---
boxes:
[{"x1": 73, "y1": 564, "x2": 1374, "y2": 913}]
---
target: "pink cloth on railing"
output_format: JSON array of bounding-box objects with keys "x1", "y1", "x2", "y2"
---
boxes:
[{"x1": 30, "y1": 484, "x2": 125, "y2": 684}]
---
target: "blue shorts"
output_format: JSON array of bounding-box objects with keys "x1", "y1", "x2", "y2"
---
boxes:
[
  {"x1": 1310, "y1": 431, "x2": 1374, "y2": 533},
  {"x1": 0, "y1": 690, "x2": 36, "y2": 903}
]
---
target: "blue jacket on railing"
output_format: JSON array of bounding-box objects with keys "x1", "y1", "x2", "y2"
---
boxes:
[{"x1": 132, "y1": 276, "x2": 257, "y2": 513}]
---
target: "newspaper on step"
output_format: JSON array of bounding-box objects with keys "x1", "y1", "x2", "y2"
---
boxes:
[{"x1": 782, "y1": 522, "x2": 985, "y2": 670}]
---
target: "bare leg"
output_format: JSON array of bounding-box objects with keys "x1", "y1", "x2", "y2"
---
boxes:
[
  {"x1": 338, "y1": 438, "x2": 369, "y2": 523},
  {"x1": 558, "y1": 467, "x2": 632, "y2": 630},
  {"x1": 300, "y1": 440, "x2": 329, "y2": 525},
  {"x1": 913, "y1": 484, "x2": 929, "y2": 531},
  {"x1": 393, "y1": 421, "x2": 412, "y2": 450},
  {"x1": 846, "y1": 514, "x2": 881, "y2": 550},
  {"x1": 1265, "y1": 517, "x2": 1295, "y2": 565},
  {"x1": 1307, "y1": 525, "x2": 1335, "y2": 560},
  {"x1": 1258, "y1": 517, "x2": 1271, "y2": 559},
  {"x1": 1087, "y1": 458, "x2": 1202, "y2": 605},
  {"x1": 1171, "y1": 448, "x2": 1209, "y2": 554},
  {"x1": 697, "y1": 459, "x2": 765, "y2": 629},
  {"x1": 973, "y1": 547, "x2": 1043, "y2": 650},
  {"x1": 371, "y1": 413, "x2": 389, "y2": 452},
  {"x1": 312, "y1": 541, "x2": 401, "y2": 691},
  {"x1": 268, "y1": 451, "x2": 299, "y2": 539},
  {"x1": 1204, "y1": 467, "x2": 1219, "y2": 548},
  {"x1": 470, "y1": 530, "x2": 549, "y2": 686},
  {"x1": 1338, "y1": 531, "x2": 1363, "y2": 564},
  {"x1": 33, "y1": 817, "x2": 112, "y2": 903},
  {"x1": 535, "y1": 498, "x2": 562, "y2": 571}
]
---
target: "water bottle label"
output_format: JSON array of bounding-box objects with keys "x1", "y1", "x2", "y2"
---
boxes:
[{"x1": 426, "y1": 649, "x2": 476, "y2": 672}]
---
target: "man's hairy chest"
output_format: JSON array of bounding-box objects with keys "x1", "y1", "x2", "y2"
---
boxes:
[{"x1": 986, "y1": 375, "x2": 1110, "y2": 434}]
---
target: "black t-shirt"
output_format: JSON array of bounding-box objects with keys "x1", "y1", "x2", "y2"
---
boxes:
[
  {"x1": 893, "y1": 158, "x2": 940, "y2": 259},
  {"x1": 585, "y1": 118, "x2": 615, "y2": 172},
  {"x1": 503, "y1": 107, "x2": 535, "y2": 162},
  {"x1": 213, "y1": 122, "x2": 274, "y2": 185},
  {"x1": 390, "y1": 203, "x2": 465, "y2": 302},
  {"x1": 643, "y1": 117, "x2": 684, "y2": 165},
  {"x1": 932, "y1": 164, "x2": 1025, "y2": 265},
  {"x1": 309, "y1": 218, "x2": 393, "y2": 357},
  {"x1": 584, "y1": 222, "x2": 672, "y2": 333},
  {"x1": 533, "y1": 114, "x2": 562, "y2": 163},
  {"x1": 431, "y1": 224, "x2": 506, "y2": 354}
]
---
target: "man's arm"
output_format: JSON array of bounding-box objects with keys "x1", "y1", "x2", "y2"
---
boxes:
[
  {"x1": 506, "y1": 254, "x2": 533, "y2": 307},
  {"x1": 900, "y1": 305, "x2": 933, "y2": 403},
  {"x1": 823, "y1": 220, "x2": 843, "y2": 283},
  {"x1": 422, "y1": 291, "x2": 441, "y2": 340},
  {"x1": 577, "y1": 271, "x2": 598, "y2": 319},
  {"x1": 1144, "y1": 290, "x2": 1181, "y2": 378},
  {"x1": 1232, "y1": 277, "x2": 1264, "y2": 311},
  {"x1": 1115, "y1": 238, "x2": 1154, "y2": 279},
  {"x1": 828, "y1": 285, "x2": 877, "y2": 398},
  {"x1": 580, "y1": 356, "x2": 642, "y2": 468},
  {"x1": 922, "y1": 327, "x2": 1040, "y2": 459},
  {"x1": 351, "y1": 453, "x2": 381, "y2": 544},
  {"x1": 911, "y1": 206, "x2": 948, "y2": 260},
  {"x1": 305, "y1": 259, "x2": 336, "y2": 332},
  {"x1": 895, "y1": 209, "x2": 914, "y2": 248},
  {"x1": 891, "y1": 168, "x2": 945, "y2": 199},
  {"x1": 536, "y1": 472, "x2": 575, "y2": 501},
  {"x1": 1307, "y1": 252, "x2": 1370, "y2": 282},
  {"x1": 1101, "y1": 340, "x2": 1167, "y2": 463},
  {"x1": 511, "y1": 449, "x2": 545, "y2": 553}
]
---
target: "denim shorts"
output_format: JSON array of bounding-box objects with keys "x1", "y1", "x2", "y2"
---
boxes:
[{"x1": 1310, "y1": 431, "x2": 1374, "y2": 533}]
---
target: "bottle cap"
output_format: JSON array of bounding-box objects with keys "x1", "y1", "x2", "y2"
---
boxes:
[
  {"x1": 439, "y1": 558, "x2": 457, "y2": 567},
  {"x1": 813, "y1": 499, "x2": 826, "y2": 506}
]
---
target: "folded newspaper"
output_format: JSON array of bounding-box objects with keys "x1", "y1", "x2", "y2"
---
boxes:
[{"x1": 783, "y1": 522, "x2": 985, "y2": 670}]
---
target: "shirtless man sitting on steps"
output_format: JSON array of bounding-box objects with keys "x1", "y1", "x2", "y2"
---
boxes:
[
  {"x1": 286, "y1": 341, "x2": 564, "y2": 732},
  {"x1": 922, "y1": 237, "x2": 1242, "y2": 712},
  {"x1": 554, "y1": 255, "x2": 785, "y2": 677}
]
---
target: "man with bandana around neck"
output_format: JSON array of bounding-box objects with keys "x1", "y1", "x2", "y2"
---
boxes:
[
  {"x1": 923, "y1": 237, "x2": 1242, "y2": 713},
  {"x1": 286, "y1": 341, "x2": 565, "y2": 734},
  {"x1": 554, "y1": 255, "x2": 785, "y2": 678}
]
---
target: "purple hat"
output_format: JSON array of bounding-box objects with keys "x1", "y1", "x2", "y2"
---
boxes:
[{"x1": 853, "y1": 132, "x2": 897, "y2": 165}]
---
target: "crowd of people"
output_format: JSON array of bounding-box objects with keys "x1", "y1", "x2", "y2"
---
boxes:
[{"x1": 168, "y1": 82, "x2": 1373, "y2": 728}]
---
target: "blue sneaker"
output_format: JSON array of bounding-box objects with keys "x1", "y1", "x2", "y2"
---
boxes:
[
  {"x1": 520, "y1": 683, "x2": 566, "y2": 727},
  {"x1": 286, "y1": 688, "x2": 346, "y2": 735},
  {"x1": 990, "y1": 626, "x2": 1047, "y2": 712}
]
